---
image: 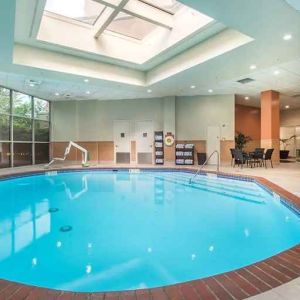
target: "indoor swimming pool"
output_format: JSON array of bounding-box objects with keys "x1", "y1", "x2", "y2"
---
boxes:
[{"x1": 0, "y1": 169, "x2": 300, "y2": 292}]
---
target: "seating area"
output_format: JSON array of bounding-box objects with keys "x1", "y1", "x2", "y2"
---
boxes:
[{"x1": 230, "y1": 148, "x2": 274, "y2": 169}]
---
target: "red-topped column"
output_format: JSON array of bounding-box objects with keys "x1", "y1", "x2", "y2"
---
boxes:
[{"x1": 260, "y1": 90, "x2": 280, "y2": 163}]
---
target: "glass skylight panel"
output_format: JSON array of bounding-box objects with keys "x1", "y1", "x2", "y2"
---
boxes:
[
  {"x1": 45, "y1": 0, "x2": 105, "y2": 25},
  {"x1": 139, "y1": 0, "x2": 182, "y2": 14},
  {"x1": 106, "y1": 12, "x2": 157, "y2": 40}
]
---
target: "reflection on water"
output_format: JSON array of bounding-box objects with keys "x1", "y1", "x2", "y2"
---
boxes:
[
  {"x1": 46, "y1": 174, "x2": 89, "y2": 200},
  {"x1": 0, "y1": 174, "x2": 91, "y2": 262},
  {"x1": 0, "y1": 200, "x2": 50, "y2": 261}
]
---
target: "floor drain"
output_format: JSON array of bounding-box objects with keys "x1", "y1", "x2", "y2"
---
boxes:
[
  {"x1": 48, "y1": 208, "x2": 59, "y2": 213},
  {"x1": 60, "y1": 225, "x2": 72, "y2": 232}
]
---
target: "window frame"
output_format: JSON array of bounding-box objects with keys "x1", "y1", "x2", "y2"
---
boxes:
[{"x1": 0, "y1": 85, "x2": 51, "y2": 168}]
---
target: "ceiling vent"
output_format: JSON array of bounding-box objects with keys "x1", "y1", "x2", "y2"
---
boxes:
[
  {"x1": 25, "y1": 79, "x2": 42, "y2": 87},
  {"x1": 64, "y1": 94, "x2": 72, "y2": 99},
  {"x1": 62, "y1": 94, "x2": 83, "y2": 100},
  {"x1": 237, "y1": 78, "x2": 255, "y2": 84}
]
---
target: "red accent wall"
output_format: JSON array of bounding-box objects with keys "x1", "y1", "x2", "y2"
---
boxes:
[{"x1": 235, "y1": 104, "x2": 261, "y2": 150}]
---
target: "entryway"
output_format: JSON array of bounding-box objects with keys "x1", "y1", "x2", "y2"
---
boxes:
[
  {"x1": 113, "y1": 120, "x2": 131, "y2": 164},
  {"x1": 135, "y1": 120, "x2": 153, "y2": 164}
]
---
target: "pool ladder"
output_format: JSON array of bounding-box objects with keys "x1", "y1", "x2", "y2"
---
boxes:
[{"x1": 189, "y1": 150, "x2": 220, "y2": 184}]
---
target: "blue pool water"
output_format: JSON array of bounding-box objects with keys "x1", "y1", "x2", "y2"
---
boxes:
[{"x1": 0, "y1": 170, "x2": 300, "y2": 292}]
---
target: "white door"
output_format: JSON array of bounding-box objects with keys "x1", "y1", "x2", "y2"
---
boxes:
[
  {"x1": 207, "y1": 126, "x2": 220, "y2": 165},
  {"x1": 135, "y1": 120, "x2": 153, "y2": 164},
  {"x1": 113, "y1": 120, "x2": 131, "y2": 164}
]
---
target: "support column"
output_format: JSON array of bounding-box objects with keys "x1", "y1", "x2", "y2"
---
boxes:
[{"x1": 260, "y1": 90, "x2": 280, "y2": 163}]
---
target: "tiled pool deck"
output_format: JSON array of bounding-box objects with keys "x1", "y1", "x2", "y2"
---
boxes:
[{"x1": 1, "y1": 164, "x2": 300, "y2": 300}]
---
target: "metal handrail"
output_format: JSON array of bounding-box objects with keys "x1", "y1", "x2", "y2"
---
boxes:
[
  {"x1": 189, "y1": 150, "x2": 220, "y2": 184},
  {"x1": 45, "y1": 141, "x2": 89, "y2": 168}
]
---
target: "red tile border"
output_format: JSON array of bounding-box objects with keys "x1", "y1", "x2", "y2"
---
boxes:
[{"x1": 0, "y1": 166, "x2": 300, "y2": 300}]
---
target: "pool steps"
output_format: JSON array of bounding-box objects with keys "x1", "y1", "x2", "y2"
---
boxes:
[
  {"x1": 146, "y1": 172, "x2": 265, "y2": 205},
  {"x1": 148, "y1": 171, "x2": 260, "y2": 193}
]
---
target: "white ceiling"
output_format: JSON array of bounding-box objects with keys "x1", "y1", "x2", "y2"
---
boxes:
[
  {"x1": 285, "y1": 0, "x2": 300, "y2": 11},
  {"x1": 0, "y1": 0, "x2": 299, "y2": 111},
  {"x1": 223, "y1": 59, "x2": 300, "y2": 110}
]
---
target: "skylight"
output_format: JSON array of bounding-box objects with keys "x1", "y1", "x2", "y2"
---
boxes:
[
  {"x1": 106, "y1": 12, "x2": 158, "y2": 40},
  {"x1": 44, "y1": 0, "x2": 180, "y2": 37},
  {"x1": 139, "y1": 0, "x2": 182, "y2": 14},
  {"x1": 38, "y1": 0, "x2": 218, "y2": 65},
  {"x1": 45, "y1": 0, "x2": 105, "y2": 25}
]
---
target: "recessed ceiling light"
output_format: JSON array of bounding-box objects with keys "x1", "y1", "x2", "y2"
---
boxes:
[
  {"x1": 285, "y1": 105, "x2": 290, "y2": 109},
  {"x1": 84, "y1": 79, "x2": 89, "y2": 83},
  {"x1": 283, "y1": 34, "x2": 292, "y2": 41},
  {"x1": 273, "y1": 70, "x2": 280, "y2": 75},
  {"x1": 147, "y1": 89, "x2": 152, "y2": 93},
  {"x1": 86, "y1": 91, "x2": 90, "y2": 94},
  {"x1": 190, "y1": 85, "x2": 196, "y2": 89},
  {"x1": 245, "y1": 96, "x2": 250, "y2": 100},
  {"x1": 249, "y1": 65, "x2": 257, "y2": 70},
  {"x1": 54, "y1": 92, "x2": 60, "y2": 96},
  {"x1": 208, "y1": 89, "x2": 213, "y2": 93}
]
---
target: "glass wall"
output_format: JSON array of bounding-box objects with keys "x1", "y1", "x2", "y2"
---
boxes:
[{"x1": 0, "y1": 87, "x2": 50, "y2": 168}]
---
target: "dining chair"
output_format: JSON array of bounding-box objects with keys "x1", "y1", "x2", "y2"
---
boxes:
[
  {"x1": 233, "y1": 149, "x2": 246, "y2": 168},
  {"x1": 230, "y1": 148, "x2": 235, "y2": 166},
  {"x1": 252, "y1": 148, "x2": 265, "y2": 167},
  {"x1": 263, "y1": 149, "x2": 274, "y2": 168}
]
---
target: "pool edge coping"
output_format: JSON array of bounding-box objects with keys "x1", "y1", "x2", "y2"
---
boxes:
[{"x1": 1, "y1": 166, "x2": 300, "y2": 300}]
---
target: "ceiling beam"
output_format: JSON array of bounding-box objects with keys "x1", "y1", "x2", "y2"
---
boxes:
[
  {"x1": 93, "y1": 0, "x2": 121, "y2": 8},
  {"x1": 94, "y1": 0, "x2": 130, "y2": 38},
  {"x1": 93, "y1": 0, "x2": 173, "y2": 30},
  {"x1": 93, "y1": 6, "x2": 115, "y2": 38}
]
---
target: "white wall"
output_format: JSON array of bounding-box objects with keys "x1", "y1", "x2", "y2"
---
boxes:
[
  {"x1": 51, "y1": 98, "x2": 169, "y2": 141},
  {"x1": 280, "y1": 108, "x2": 300, "y2": 157},
  {"x1": 14, "y1": 45, "x2": 145, "y2": 86},
  {"x1": 281, "y1": 108, "x2": 300, "y2": 127},
  {"x1": 51, "y1": 94, "x2": 235, "y2": 142},
  {"x1": 280, "y1": 126, "x2": 297, "y2": 156},
  {"x1": 51, "y1": 100, "x2": 78, "y2": 141},
  {"x1": 175, "y1": 94, "x2": 235, "y2": 140}
]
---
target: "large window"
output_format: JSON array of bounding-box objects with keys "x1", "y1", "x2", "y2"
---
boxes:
[
  {"x1": 13, "y1": 117, "x2": 32, "y2": 141},
  {"x1": 34, "y1": 98, "x2": 50, "y2": 121},
  {"x1": 0, "y1": 87, "x2": 50, "y2": 168},
  {"x1": 0, "y1": 115, "x2": 10, "y2": 141},
  {"x1": 12, "y1": 92, "x2": 32, "y2": 118},
  {"x1": 13, "y1": 143, "x2": 32, "y2": 167},
  {"x1": 0, "y1": 88, "x2": 10, "y2": 114},
  {"x1": 34, "y1": 120, "x2": 50, "y2": 142},
  {"x1": 0, "y1": 142, "x2": 11, "y2": 168},
  {"x1": 35, "y1": 143, "x2": 50, "y2": 164}
]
